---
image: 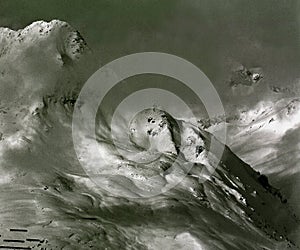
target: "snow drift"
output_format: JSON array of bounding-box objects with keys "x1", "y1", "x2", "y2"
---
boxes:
[{"x1": 0, "y1": 20, "x2": 299, "y2": 249}]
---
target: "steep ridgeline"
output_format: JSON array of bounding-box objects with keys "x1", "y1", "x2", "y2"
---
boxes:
[{"x1": 0, "y1": 21, "x2": 298, "y2": 249}]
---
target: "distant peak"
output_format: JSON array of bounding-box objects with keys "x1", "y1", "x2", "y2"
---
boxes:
[{"x1": 0, "y1": 19, "x2": 89, "y2": 61}]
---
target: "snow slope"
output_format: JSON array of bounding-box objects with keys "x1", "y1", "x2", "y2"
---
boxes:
[
  {"x1": 0, "y1": 20, "x2": 299, "y2": 249},
  {"x1": 205, "y1": 97, "x2": 300, "y2": 238}
]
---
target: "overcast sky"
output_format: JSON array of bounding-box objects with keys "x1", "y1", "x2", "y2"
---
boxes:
[{"x1": 1, "y1": 0, "x2": 299, "y2": 115}]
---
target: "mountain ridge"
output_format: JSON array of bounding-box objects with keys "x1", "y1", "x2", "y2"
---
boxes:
[{"x1": 0, "y1": 20, "x2": 298, "y2": 249}]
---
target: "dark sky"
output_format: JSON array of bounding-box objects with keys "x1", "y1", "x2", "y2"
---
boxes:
[{"x1": 1, "y1": 0, "x2": 300, "y2": 114}]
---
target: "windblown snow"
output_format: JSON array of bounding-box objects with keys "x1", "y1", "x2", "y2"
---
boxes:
[{"x1": 0, "y1": 20, "x2": 299, "y2": 249}]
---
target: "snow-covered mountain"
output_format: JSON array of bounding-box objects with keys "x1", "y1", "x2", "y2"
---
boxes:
[
  {"x1": 0, "y1": 20, "x2": 299, "y2": 249},
  {"x1": 205, "y1": 97, "x2": 300, "y2": 233}
]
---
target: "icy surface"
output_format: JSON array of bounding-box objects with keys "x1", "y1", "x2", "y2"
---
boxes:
[
  {"x1": 0, "y1": 21, "x2": 299, "y2": 249},
  {"x1": 206, "y1": 98, "x2": 300, "y2": 225}
]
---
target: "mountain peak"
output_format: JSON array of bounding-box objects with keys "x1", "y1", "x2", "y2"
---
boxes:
[{"x1": 0, "y1": 20, "x2": 89, "y2": 61}]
